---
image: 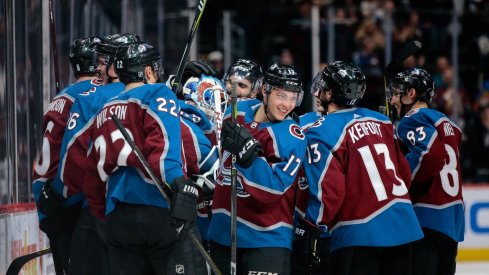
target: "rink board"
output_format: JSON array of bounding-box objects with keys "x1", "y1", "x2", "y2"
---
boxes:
[
  {"x1": 0, "y1": 185, "x2": 488, "y2": 273},
  {"x1": 458, "y1": 184, "x2": 489, "y2": 260},
  {"x1": 0, "y1": 203, "x2": 53, "y2": 274}
]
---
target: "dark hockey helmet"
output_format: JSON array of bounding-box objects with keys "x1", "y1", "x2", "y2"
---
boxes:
[
  {"x1": 69, "y1": 37, "x2": 102, "y2": 78},
  {"x1": 263, "y1": 62, "x2": 303, "y2": 106},
  {"x1": 182, "y1": 60, "x2": 219, "y2": 83},
  {"x1": 223, "y1": 59, "x2": 263, "y2": 91},
  {"x1": 97, "y1": 33, "x2": 142, "y2": 65},
  {"x1": 388, "y1": 68, "x2": 434, "y2": 103},
  {"x1": 311, "y1": 61, "x2": 366, "y2": 107},
  {"x1": 114, "y1": 42, "x2": 163, "y2": 84}
]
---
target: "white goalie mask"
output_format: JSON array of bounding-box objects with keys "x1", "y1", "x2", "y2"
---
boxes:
[{"x1": 182, "y1": 75, "x2": 229, "y2": 122}]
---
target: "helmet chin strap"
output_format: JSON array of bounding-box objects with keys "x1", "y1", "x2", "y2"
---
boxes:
[
  {"x1": 400, "y1": 98, "x2": 417, "y2": 118},
  {"x1": 319, "y1": 90, "x2": 332, "y2": 114},
  {"x1": 263, "y1": 95, "x2": 273, "y2": 122}
]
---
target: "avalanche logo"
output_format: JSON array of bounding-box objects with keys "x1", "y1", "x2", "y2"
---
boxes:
[
  {"x1": 175, "y1": 264, "x2": 184, "y2": 274},
  {"x1": 290, "y1": 125, "x2": 305, "y2": 140},
  {"x1": 297, "y1": 176, "x2": 308, "y2": 190}
]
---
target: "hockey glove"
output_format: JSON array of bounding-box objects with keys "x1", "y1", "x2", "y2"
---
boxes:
[
  {"x1": 221, "y1": 121, "x2": 261, "y2": 168},
  {"x1": 293, "y1": 216, "x2": 325, "y2": 272},
  {"x1": 36, "y1": 180, "x2": 66, "y2": 217},
  {"x1": 171, "y1": 177, "x2": 199, "y2": 228}
]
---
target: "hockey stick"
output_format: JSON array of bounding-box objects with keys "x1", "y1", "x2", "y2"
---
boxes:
[
  {"x1": 49, "y1": 0, "x2": 61, "y2": 93},
  {"x1": 110, "y1": 114, "x2": 222, "y2": 275},
  {"x1": 171, "y1": 0, "x2": 208, "y2": 95},
  {"x1": 213, "y1": 86, "x2": 223, "y2": 154},
  {"x1": 229, "y1": 82, "x2": 238, "y2": 275},
  {"x1": 383, "y1": 40, "x2": 422, "y2": 118},
  {"x1": 6, "y1": 248, "x2": 51, "y2": 275}
]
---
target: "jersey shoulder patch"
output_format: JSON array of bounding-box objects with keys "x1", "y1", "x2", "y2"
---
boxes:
[
  {"x1": 405, "y1": 108, "x2": 420, "y2": 117},
  {"x1": 290, "y1": 124, "x2": 305, "y2": 140}
]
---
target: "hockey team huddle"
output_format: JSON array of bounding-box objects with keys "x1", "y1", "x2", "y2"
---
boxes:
[{"x1": 32, "y1": 34, "x2": 465, "y2": 275}]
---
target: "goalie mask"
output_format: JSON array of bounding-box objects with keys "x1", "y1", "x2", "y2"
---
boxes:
[{"x1": 182, "y1": 75, "x2": 228, "y2": 123}]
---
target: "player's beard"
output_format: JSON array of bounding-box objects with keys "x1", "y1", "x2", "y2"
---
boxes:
[{"x1": 400, "y1": 101, "x2": 416, "y2": 118}]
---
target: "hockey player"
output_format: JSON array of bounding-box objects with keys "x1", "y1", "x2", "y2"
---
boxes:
[
  {"x1": 388, "y1": 68, "x2": 464, "y2": 275},
  {"x1": 208, "y1": 62, "x2": 307, "y2": 274},
  {"x1": 222, "y1": 59, "x2": 263, "y2": 99},
  {"x1": 83, "y1": 42, "x2": 205, "y2": 274},
  {"x1": 32, "y1": 36, "x2": 103, "y2": 275},
  {"x1": 302, "y1": 61, "x2": 423, "y2": 275},
  {"x1": 55, "y1": 33, "x2": 141, "y2": 274},
  {"x1": 180, "y1": 76, "x2": 225, "y2": 247},
  {"x1": 291, "y1": 76, "x2": 330, "y2": 275}
]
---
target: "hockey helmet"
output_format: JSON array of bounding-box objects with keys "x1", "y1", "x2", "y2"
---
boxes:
[
  {"x1": 388, "y1": 68, "x2": 434, "y2": 103},
  {"x1": 114, "y1": 42, "x2": 162, "y2": 84},
  {"x1": 182, "y1": 75, "x2": 228, "y2": 118},
  {"x1": 69, "y1": 37, "x2": 102, "y2": 78},
  {"x1": 263, "y1": 62, "x2": 303, "y2": 106},
  {"x1": 223, "y1": 59, "x2": 263, "y2": 92},
  {"x1": 97, "y1": 33, "x2": 142, "y2": 65},
  {"x1": 182, "y1": 60, "x2": 219, "y2": 83},
  {"x1": 311, "y1": 61, "x2": 366, "y2": 107}
]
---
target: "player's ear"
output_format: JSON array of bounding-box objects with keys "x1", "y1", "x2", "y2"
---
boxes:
[
  {"x1": 145, "y1": 66, "x2": 157, "y2": 84},
  {"x1": 408, "y1": 88, "x2": 417, "y2": 100}
]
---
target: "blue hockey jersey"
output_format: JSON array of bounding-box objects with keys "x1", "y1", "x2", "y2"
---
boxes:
[
  {"x1": 84, "y1": 83, "x2": 184, "y2": 216},
  {"x1": 178, "y1": 100, "x2": 217, "y2": 241},
  {"x1": 303, "y1": 107, "x2": 423, "y2": 251},
  {"x1": 208, "y1": 99, "x2": 307, "y2": 249},
  {"x1": 32, "y1": 79, "x2": 102, "y2": 219},
  {"x1": 55, "y1": 82, "x2": 124, "y2": 207},
  {"x1": 396, "y1": 108, "x2": 465, "y2": 242}
]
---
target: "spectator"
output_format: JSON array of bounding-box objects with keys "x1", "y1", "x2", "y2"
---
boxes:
[
  {"x1": 432, "y1": 55, "x2": 451, "y2": 90},
  {"x1": 463, "y1": 93, "x2": 489, "y2": 182},
  {"x1": 208, "y1": 50, "x2": 224, "y2": 76},
  {"x1": 432, "y1": 67, "x2": 471, "y2": 129}
]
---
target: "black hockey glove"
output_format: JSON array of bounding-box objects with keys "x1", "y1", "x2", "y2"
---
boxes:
[
  {"x1": 171, "y1": 177, "x2": 199, "y2": 228},
  {"x1": 293, "y1": 216, "x2": 325, "y2": 273},
  {"x1": 221, "y1": 121, "x2": 261, "y2": 168},
  {"x1": 36, "y1": 180, "x2": 66, "y2": 217}
]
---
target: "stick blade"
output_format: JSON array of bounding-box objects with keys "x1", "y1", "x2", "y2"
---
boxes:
[
  {"x1": 6, "y1": 248, "x2": 51, "y2": 275},
  {"x1": 384, "y1": 40, "x2": 423, "y2": 78},
  {"x1": 396, "y1": 40, "x2": 422, "y2": 62}
]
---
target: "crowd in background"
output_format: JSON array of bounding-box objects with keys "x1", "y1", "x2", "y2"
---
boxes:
[{"x1": 193, "y1": 0, "x2": 489, "y2": 183}]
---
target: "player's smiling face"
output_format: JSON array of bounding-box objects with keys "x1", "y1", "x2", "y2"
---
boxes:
[
  {"x1": 266, "y1": 87, "x2": 297, "y2": 121},
  {"x1": 388, "y1": 84, "x2": 404, "y2": 116}
]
